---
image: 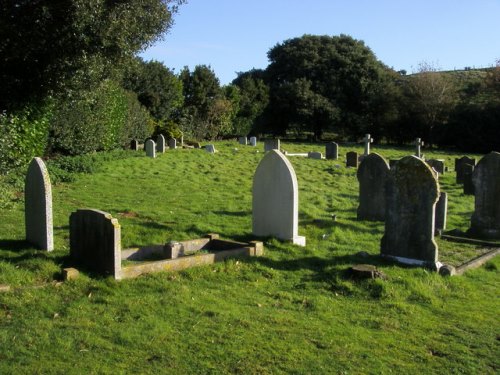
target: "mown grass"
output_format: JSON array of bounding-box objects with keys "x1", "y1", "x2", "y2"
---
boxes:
[{"x1": 0, "y1": 141, "x2": 498, "y2": 374}]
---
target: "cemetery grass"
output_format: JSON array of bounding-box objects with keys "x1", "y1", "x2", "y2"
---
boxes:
[{"x1": 0, "y1": 142, "x2": 499, "y2": 374}]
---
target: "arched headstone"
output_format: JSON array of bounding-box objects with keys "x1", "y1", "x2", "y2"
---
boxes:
[
  {"x1": 145, "y1": 139, "x2": 156, "y2": 158},
  {"x1": 469, "y1": 152, "x2": 500, "y2": 239},
  {"x1": 25, "y1": 157, "x2": 53, "y2": 251},
  {"x1": 168, "y1": 138, "x2": 177, "y2": 149},
  {"x1": 357, "y1": 153, "x2": 390, "y2": 221},
  {"x1": 156, "y1": 134, "x2": 166, "y2": 153},
  {"x1": 381, "y1": 156, "x2": 440, "y2": 268},
  {"x1": 130, "y1": 139, "x2": 138, "y2": 151},
  {"x1": 325, "y1": 142, "x2": 339, "y2": 160},
  {"x1": 455, "y1": 156, "x2": 476, "y2": 183},
  {"x1": 249, "y1": 137, "x2": 257, "y2": 147},
  {"x1": 252, "y1": 150, "x2": 305, "y2": 246}
]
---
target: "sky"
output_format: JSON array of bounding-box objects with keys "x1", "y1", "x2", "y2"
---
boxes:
[{"x1": 140, "y1": 0, "x2": 500, "y2": 85}]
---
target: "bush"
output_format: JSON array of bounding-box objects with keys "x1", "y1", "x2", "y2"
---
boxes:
[{"x1": 152, "y1": 119, "x2": 183, "y2": 140}]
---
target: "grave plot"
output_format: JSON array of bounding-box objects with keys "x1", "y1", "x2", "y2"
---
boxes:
[{"x1": 70, "y1": 209, "x2": 263, "y2": 280}]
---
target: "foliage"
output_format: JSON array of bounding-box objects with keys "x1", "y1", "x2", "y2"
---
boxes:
[{"x1": 153, "y1": 119, "x2": 183, "y2": 140}]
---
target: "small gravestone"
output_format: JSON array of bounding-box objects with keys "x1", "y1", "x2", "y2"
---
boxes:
[
  {"x1": 362, "y1": 134, "x2": 373, "y2": 156},
  {"x1": 357, "y1": 153, "x2": 390, "y2": 221},
  {"x1": 168, "y1": 138, "x2": 177, "y2": 149},
  {"x1": 156, "y1": 134, "x2": 166, "y2": 153},
  {"x1": 25, "y1": 157, "x2": 53, "y2": 251},
  {"x1": 70, "y1": 209, "x2": 121, "y2": 278},
  {"x1": 435, "y1": 192, "x2": 448, "y2": 235},
  {"x1": 455, "y1": 156, "x2": 476, "y2": 183},
  {"x1": 325, "y1": 142, "x2": 339, "y2": 160},
  {"x1": 427, "y1": 159, "x2": 445, "y2": 174},
  {"x1": 414, "y1": 138, "x2": 424, "y2": 159},
  {"x1": 252, "y1": 150, "x2": 305, "y2": 246},
  {"x1": 463, "y1": 164, "x2": 475, "y2": 195},
  {"x1": 206, "y1": 144, "x2": 216, "y2": 153},
  {"x1": 381, "y1": 156, "x2": 440, "y2": 268},
  {"x1": 249, "y1": 136, "x2": 257, "y2": 146},
  {"x1": 239, "y1": 136, "x2": 248, "y2": 145},
  {"x1": 308, "y1": 151, "x2": 323, "y2": 160},
  {"x1": 145, "y1": 139, "x2": 156, "y2": 158},
  {"x1": 468, "y1": 152, "x2": 500, "y2": 239},
  {"x1": 130, "y1": 139, "x2": 138, "y2": 151},
  {"x1": 264, "y1": 139, "x2": 280, "y2": 152},
  {"x1": 346, "y1": 151, "x2": 359, "y2": 168}
]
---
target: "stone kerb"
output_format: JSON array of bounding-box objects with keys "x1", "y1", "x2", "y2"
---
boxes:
[
  {"x1": 25, "y1": 157, "x2": 53, "y2": 251},
  {"x1": 70, "y1": 209, "x2": 122, "y2": 279},
  {"x1": 357, "y1": 153, "x2": 390, "y2": 221},
  {"x1": 381, "y1": 155, "x2": 440, "y2": 269},
  {"x1": 252, "y1": 150, "x2": 306, "y2": 246},
  {"x1": 469, "y1": 152, "x2": 500, "y2": 239}
]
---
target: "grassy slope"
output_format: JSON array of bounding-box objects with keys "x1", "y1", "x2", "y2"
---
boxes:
[{"x1": 0, "y1": 142, "x2": 498, "y2": 374}]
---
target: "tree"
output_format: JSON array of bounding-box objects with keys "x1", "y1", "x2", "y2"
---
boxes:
[{"x1": 0, "y1": 0, "x2": 185, "y2": 110}]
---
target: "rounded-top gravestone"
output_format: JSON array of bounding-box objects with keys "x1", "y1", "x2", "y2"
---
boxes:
[{"x1": 357, "y1": 153, "x2": 390, "y2": 221}]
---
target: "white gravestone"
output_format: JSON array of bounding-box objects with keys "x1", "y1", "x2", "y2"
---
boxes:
[
  {"x1": 25, "y1": 157, "x2": 53, "y2": 251},
  {"x1": 363, "y1": 134, "x2": 373, "y2": 156},
  {"x1": 252, "y1": 150, "x2": 306, "y2": 246},
  {"x1": 145, "y1": 139, "x2": 156, "y2": 158}
]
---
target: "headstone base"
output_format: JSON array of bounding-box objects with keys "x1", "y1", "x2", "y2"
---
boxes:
[
  {"x1": 382, "y1": 254, "x2": 442, "y2": 271},
  {"x1": 292, "y1": 236, "x2": 306, "y2": 247}
]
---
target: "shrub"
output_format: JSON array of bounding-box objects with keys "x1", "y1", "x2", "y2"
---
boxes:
[{"x1": 153, "y1": 119, "x2": 183, "y2": 140}]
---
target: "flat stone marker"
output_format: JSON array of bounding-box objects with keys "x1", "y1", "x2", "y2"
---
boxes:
[
  {"x1": 468, "y1": 152, "x2": 500, "y2": 239},
  {"x1": 362, "y1": 134, "x2": 373, "y2": 156},
  {"x1": 130, "y1": 139, "x2": 138, "y2": 151},
  {"x1": 414, "y1": 138, "x2": 424, "y2": 159},
  {"x1": 427, "y1": 159, "x2": 445, "y2": 174},
  {"x1": 145, "y1": 139, "x2": 156, "y2": 158},
  {"x1": 346, "y1": 151, "x2": 359, "y2": 168},
  {"x1": 308, "y1": 151, "x2": 323, "y2": 160},
  {"x1": 206, "y1": 144, "x2": 216, "y2": 153},
  {"x1": 239, "y1": 136, "x2": 247, "y2": 145},
  {"x1": 252, "y1": 150, "x2": 306, "y2": 246},
  {"x1": 25, "y1": 157, "x2": 53, "y2": 251},
  {"x1": 325, "y1": 142, "x2": 339, "y2": 160},
  {"x1": 357, "y1": 153, "x2": 390, "y2": 221},
  {"x1": 381, "y1": 155, "x2": 440, "y2": 268},
  {"x1": 455, "y1": 156, "x2": 476, "y2": 183},
  {"x1": 435, "y1": 192, "x2": 448, "y2": 235},
  {"x1": 168, "y1": 138, "x2": 177, "y2": 149},
  {"x1": 250, "y1": 136, "x2": 257, "y2": 146},
  {"x1": 264, "y1": 139, "x2": 280, "y2": 152},
  {"x1": 463, "y1": 164, "x2": 475, "y2": 195},
  {"x1": 156, "y1": 134, "x2": 166, "y2": 153}
]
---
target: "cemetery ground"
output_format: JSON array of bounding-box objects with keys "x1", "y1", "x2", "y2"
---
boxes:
[{"x1": 0, "y1": 141, "x2": 499, "y2": 374}]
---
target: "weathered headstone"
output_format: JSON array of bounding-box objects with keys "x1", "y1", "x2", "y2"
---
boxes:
[
  {"x1": 463, "y1": 164, "x2": 475, "y2": 195},
  {"x1": 362, "y1": 134, "x2": 373, "y2": 156},
  {"x1": 156, "y1": 134, "x2": 166, "y2": 153},
  {"x1": 435, "y1": 192, "x2": 448, "y2": 235},
  {"x1": 249, "y1": 136, "x2": 257, "y2": 147},
  {"x1": 414, "y1": 138, "x2": 424, "y2": 158},
  {"x1": 308, "y1": 151, "x2": 323, "y2": 160},
  {"x1": 264, "y1": 139, "x2": 280, "y2": 152},
  {"x1": 145, "y1": 139, "x2": 156, "y2": 158},
  {"x1": 70, "y1": 209, "x2": 121, "y2": 279},
  {"x1": 325, "y1": 142, "x2": 339, "y2": 160},
  {"x1": 455, "y1": 156, "x2": 476, "y2": 184},
  {"x1": 239, "y1": 136, "x2": 248, "y2": 145},
  {"x1": 206, "y1": 144, "x2": 216, "y2": 153},
  {"x1": 25, "y1": 157, "x2": 53, "y2": 251},
  {"x1": 346, "y1": 151, "x2": 359, "y2": 168},
  {"x1": 468, "y1": 152, "x2": 500, "y2": 239},
  {"x1": 130, "y1": 139, "x2": 138, "y2": 151},
  {"x1": 252, "y1": 150, "x2": 306, "y2": 246},
  {"x1": 427, "y1": 159, "x2": 445, "y2": 175},
  {"x1": 381, "y1": 155, "x2": 440, "y2": 268},
  {"x1": 357, "y1": 153, "x2": 390, "y2": 221},
  {"x1": 168, "y1": 138, "x2": 177, "y2": 149}
]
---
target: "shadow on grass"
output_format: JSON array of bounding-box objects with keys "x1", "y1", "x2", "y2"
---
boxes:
[
  {"x1": 0, "y1": 239, "x2": 34, "y2": 251},
  {"x1": 213, "y1": 210, "x2": 250, "y2": 217}
]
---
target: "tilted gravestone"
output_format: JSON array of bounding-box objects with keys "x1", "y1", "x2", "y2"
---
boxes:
[
  {"x1": 70, "y1": 209, "x2": 121, "y2": 279},
  {"x1": 252, "y1": 150, "x2": 306, "y2": 246},
  {"x1": 206, "y1": 144, "x2": 216, "y2": 153},
  {"x1": 381, "y1": 156, "x2": 440, "y2": 268},
  {"x1": 362, "y1": 134, "x2": 373, "y2": 156},
  {"x1": 325, "y1": 142, "x2": 339, "y2": 160},
  {"x1": 264, "y1": 139, "x2": 280, "y2": 152},
  {"x1": 427, "y1": 159, "x2": 445, "y2": 175},
  {"x1": 25, "y1": 157, "x2": 53, "y2": 251},
  {"x1": 168, "y1": 138, "x2": 177, "y2": 149},
  {"x1": 468, "y1": 152, "x2": 500, "y2": 239},
  {"x1": 455, "y1": 156, "x2": 476, "y2": 183},
  {"x1": 249, "y1": 136, "x2": 257, "y2": 146},
  {"x1": 463, "y1": 164, "x2": 475, "y2": 195},
  {"x1": 357, "y1": 153, "x2": 390, "y2": 221},
  {"x1": 156, "y1": 134, "x2": 166, "y2": 153},
  {"x1": 435, "y1": 192, "x2": 448, "y2": 235},
  {"x1": 346, "y1": 151, "x2": 359, "y2": 168},
  {"x1": 239, "y1": 136, "x2": 248, "y2": 145},
  {"x1": 145, "y1": 139, "x2": 156, "y2": 158},
  {"x1": 130, "y1": 139, "x2": 139, "y2": 151},
  {"x1": 308, "y1": 151, "x2": 323, "y2": 160}
]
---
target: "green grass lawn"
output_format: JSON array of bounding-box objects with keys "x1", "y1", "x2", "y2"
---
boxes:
[{"x1": 0, "y1": 141, "x2": 498, "y2": 374}]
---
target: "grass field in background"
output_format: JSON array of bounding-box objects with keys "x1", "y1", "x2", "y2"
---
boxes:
[{"x1": 0, "y1": 141, "x2": 498, "y2": 374}]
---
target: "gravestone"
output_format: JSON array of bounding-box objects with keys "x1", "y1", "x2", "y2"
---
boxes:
[
  {"x1": 381, "y1": 155, "x2": 440, "y2": 268},
  {"x1": 156, "y1": 134, "x2": 166, "y2": 153},
  {"x1": 325, "y1": 142, "x2": 339, "y2": 160},
  {"x1": 252, "y1": 150, "x2": 306, "y2": 246},
  {"x1": 463, "y1": 164, "x2": 475, "y2": 195},
  {"x1": 206, "y1": 144, "x2": 216, "y2": 153},
  {"x1": 427, "y1": 159, "x2": 445, "y2": 174},
  {"x1": 168, "y1": 138, "x2": 177, "y2": 149},
  {"x1": 468, "y1": 152, "x2": 500, "y2": 239},
  {"x1": 346, "y1": 151, "x2": 359, "y2": 168},
  {"x1": 357, "y1": 153, "x2": 390, "y2": 221},
  {"x1": 239, "y1": 136, "x2": 248, "y2": 145},
  {"x1": 389, "y1": 159, "x2": 400, "y2": 168},
  {"x1": 455, "y1": 156, "x2": 476, "y2": 184},
  {"x1": 130, "y1": 139, "x2": 138, "y2": 151},
  {"x1": 70, "y1": 209, "x2": 121, "y2": 279},
  {"x1": 308, "y1": 151, "x2": 323, "y2": 160},
  {"x1": 363, "y1": 134, "x2": 373, "y2": 156},
  {"x1": 414, "y1": 138, "x2": 424, "y2": 158},
  {"x1": 435, "y1": 192, "x2": 448, "y2": 235},
  {"x1": 25, "y1": 157, "x2": 53, "y2": 251},
  {"x1": 145, "y1": 139, "x2": 156, "y2": 158},
  {"x1": 249, "y1": 136, "x2": 257, "y2": 147},
  {"x1": 264, "y1": 139, "x2": 280, "y2": 152}
]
